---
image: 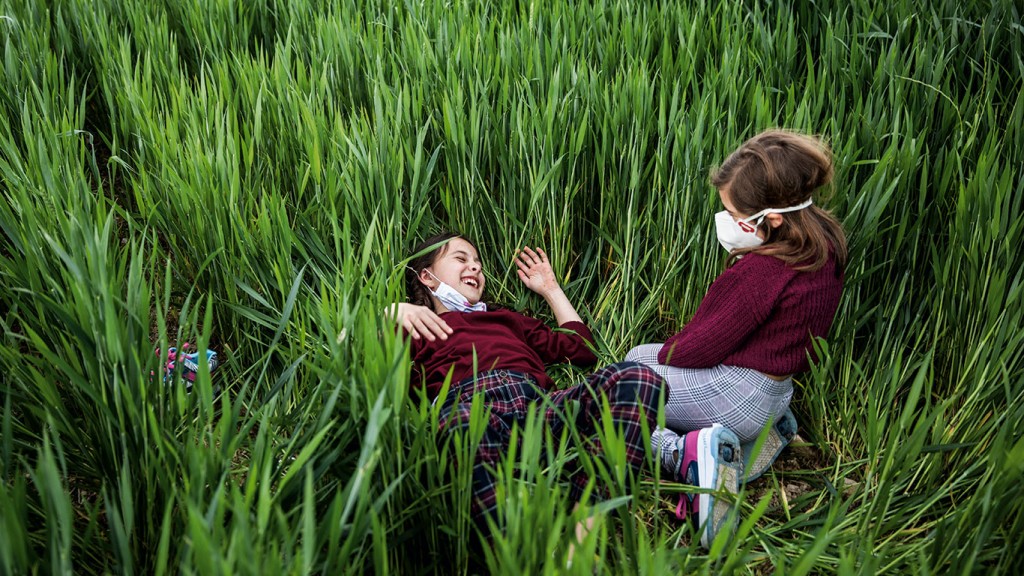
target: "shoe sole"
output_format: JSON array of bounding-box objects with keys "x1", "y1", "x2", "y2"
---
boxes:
[
  {"x1": 696, "y1": 423, "x2": 741, "y2": 548},
  {"x1": 741, "y1": 408, "x2": 798, "y2": 484}
]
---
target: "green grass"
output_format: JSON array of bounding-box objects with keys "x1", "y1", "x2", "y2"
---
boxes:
[{"x1": 1, "y1": 0, "x2": 1022, "y2": 573}]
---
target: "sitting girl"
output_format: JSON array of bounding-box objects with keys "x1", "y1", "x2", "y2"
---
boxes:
[
  {"x1": 391, "y1": 233, "x2": 664, "y2": 532},
  {"x1": 625, "y1": 129, "x2": 848, "y2": 547}
]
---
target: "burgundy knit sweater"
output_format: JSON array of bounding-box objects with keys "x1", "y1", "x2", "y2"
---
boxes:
[
  {"x1": 409, "y1": 308, "x2": 598, "y2": 399},
  {"x1": 658, "y1": 252, "x2": 843, "y2": 375}
]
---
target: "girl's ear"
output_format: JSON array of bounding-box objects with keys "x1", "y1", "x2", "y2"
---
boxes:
[
  {"x1": 418, "y1": 268, "x2": 435, "y2": 288},
  {"x1": 766, "y1": 212, "x2": 784, "y2": 229}
]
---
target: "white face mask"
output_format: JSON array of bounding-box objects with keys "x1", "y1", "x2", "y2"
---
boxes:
[
  {"x1": 424, "y1": 270, "x2": 487, "y2": 313},
  {"x1": 715, "y1": 198, "x2": 813, "y2": 253}
]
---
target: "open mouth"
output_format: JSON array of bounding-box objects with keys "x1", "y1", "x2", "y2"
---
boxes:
[{"x1": 461, "y1": 277, "x2": 479, "y2": 288}]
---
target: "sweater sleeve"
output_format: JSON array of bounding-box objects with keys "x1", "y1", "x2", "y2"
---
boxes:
[
  {"x1": 658, "y1": 258, "x2": 780, "y2": 368},
  {"x1": 520, "y1": 315, "x2": 599, "y2": 367}
]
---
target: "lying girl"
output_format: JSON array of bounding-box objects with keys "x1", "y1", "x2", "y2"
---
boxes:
[{"x1": 390, "y1": 233, "x2": 664, "y2": 531}]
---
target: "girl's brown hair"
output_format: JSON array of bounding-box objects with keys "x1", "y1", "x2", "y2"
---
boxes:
[{"x1": 712, "y1": 129, "x2": 848, "y2": 273}]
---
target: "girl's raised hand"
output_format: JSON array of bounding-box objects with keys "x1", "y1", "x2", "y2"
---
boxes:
[
  {"x1": 516, "y1": 247, "x2": 560, "y2": 297},
  {"x1": 516, "y1": 246, "x2": 583, "y2": 325},
  {"x1": 387, "y1": 303, "x2": 452, "y2": 341}
]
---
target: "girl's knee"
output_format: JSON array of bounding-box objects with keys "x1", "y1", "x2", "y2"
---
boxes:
[
  {"x1": 598, "y1": 362, "x2": 666, "y2": 406},
  {"x1": 599, "y1": 361, "x2": 643, "y2": 382},
  {"x1": 623, "y1": 343, "x2": 659, "y2": 364}
]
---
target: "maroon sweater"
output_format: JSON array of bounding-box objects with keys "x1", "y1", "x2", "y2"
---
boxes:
[
  {"x1": 658, "y1": 253, "x2": 843, "y2": 375},
  {"x1": 409, "y1": 308, "x2": 598, "y2": 399}
]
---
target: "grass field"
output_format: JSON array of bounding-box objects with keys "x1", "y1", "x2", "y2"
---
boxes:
[{"x1": 1, "y1": 0, "x2": 1022, "y2": 573}]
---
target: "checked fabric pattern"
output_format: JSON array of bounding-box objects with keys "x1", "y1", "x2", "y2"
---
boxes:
[
  {"x1": 437, "y1": 361, "x2": 665, "y2": 526},
  {"x1": 624, "y1": 344, "x2": 792, "y2": 443}
]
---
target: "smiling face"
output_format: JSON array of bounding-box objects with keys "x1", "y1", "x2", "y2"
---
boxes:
[{"x1": 419, "y1": 237, "x2": 485, "y2": 309}]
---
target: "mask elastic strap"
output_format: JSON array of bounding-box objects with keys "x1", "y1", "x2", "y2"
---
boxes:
[
  {"x1": 406, "y1": 266, "x2": 440, "y2": 284},
  {"x1": 423, "y1": 269, "x2": 442, "y2": 287},
  {"x1": 404, "y1": 267, "x2": 446, "y2": 303},
  {"x1": 746, "y1": 198, "x2": 814, "y2": 226}
]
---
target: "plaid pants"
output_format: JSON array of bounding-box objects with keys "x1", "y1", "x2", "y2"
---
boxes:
[{"x1": 437, "y1": 361, "x2": 665, "y2": 525}]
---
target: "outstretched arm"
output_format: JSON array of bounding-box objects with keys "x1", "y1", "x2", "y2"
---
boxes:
[
  {"x1": 385, "y1": 303, "x2": 452, "y2": 341},
  {"x1": 516, "y1": 246, "x2": 583, "y2": 326}
]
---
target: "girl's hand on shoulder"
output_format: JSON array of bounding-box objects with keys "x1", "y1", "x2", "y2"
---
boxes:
[
  {"x1": 387, "y1": 303, "x2": 452, "y2": 341},
  {"x1": 516, "y1": 247, "x2": 560, "y2": 297}
]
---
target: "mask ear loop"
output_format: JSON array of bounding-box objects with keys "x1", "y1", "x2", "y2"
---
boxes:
[
  {"x1": 742, "y1": 198, "x2": 814, "y2": 231},
  {"x1": 421, "y1": 268, "x2": 442, "y2": 286},
  {"x1": 737, "y1": 215, "x2": 763, "y2": 234},
  {"x1": 407, "y1": 266, "x2": 445, "y2": 293},
  {"x1": 404, "y1": 265, "x2": 434, "y2": 280},
  {"x1": 403, "y1": 266, "x2": 440, "y2": 307}
]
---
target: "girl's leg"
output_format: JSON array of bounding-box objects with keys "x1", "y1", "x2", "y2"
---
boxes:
[
  {"x1": 437, "y1": 370, "x2": 544, "y2": 525},
  {"x1": 624, "y1": 344, "x2": 792, "y2": 442},
  {"x1": 624, "y1": 345, "x2": 687, "y2": 471},
  {"x1": 546, "y1": 362, "x2": 665, "y2": 503},
  {"x1": 623, "y1": 343, "x2": 677, "y2": 380},
  {"x1": 437, "y1": 364, "x2": 665, "y2": 524}
]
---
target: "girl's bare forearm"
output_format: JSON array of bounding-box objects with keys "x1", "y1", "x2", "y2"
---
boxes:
[{"x1": 543, "y1": 287, "x2": 583, "y2": 326}]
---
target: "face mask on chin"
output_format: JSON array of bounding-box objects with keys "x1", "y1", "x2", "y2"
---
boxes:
[
  {"x1": 424, "y1": 270, "x2": 487, "y2": 313},
  {"x1": 714, "y1": 198, "x2": 813, "y2": 253}
]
